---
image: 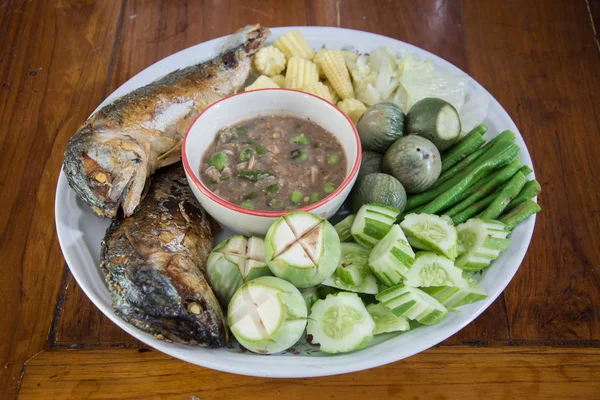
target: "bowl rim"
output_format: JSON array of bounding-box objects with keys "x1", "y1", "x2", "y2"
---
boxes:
[{"x1": 182, "y1": 88, "x2": 362, "y2": 217}]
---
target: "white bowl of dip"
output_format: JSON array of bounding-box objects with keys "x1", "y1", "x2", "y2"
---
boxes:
[{"x1": 182, "y1": 88, "x2": 362, "y2": 235}]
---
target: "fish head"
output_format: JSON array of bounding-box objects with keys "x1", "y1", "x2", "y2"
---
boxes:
[{"x1": 63, "y1": 123, "x2": 149, "y2": 218}]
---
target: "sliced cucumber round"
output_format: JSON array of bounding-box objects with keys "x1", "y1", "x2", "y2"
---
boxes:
[
  {"x1": 228, "y1": 276, "x2": 307, "y2": 354},
  {"x1": 207, "y1": 235, "x2": 272, "y2": 307},
  {"x1": 366, "y1": 303, "x2": 410, "y2": 334},
  {"x1": 406, "y1": 97, "x2": 461, "y2": 151},
  {"x1": 351, "y1": 204, "x2": 400, "y2": 248},
  {"x1": 402, "y1": 252, "x2": 466, "y2": 288},
  {"x1": 376, "y1": 284, "x2": 448, "y2": 325},
  {"x1": 400, "y1": 213, "x2": 458, "y2": 260},
  {"x1": 265, "y1": 212, "x2": 341, "y2": 288},
  {"x1": 455, "y1": 218, "x2": 510, "y2": 271},
  {"x1": 421, "y1": 272, "x2": 487, "y2": 309},
  {"x1": 368, "y1": 224, "x2": 416, "y2": 286},
  {"x1": 307, "y1": 292, "x2": 375, "y2": 354}
]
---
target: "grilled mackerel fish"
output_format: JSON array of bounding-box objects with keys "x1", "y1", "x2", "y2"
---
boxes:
[
  {"x1": 64, "y1": 24, "x2": 269, "y2": 218},
  {"x1": 100, "y1": 164, "x2": 227, "y2": 347}
]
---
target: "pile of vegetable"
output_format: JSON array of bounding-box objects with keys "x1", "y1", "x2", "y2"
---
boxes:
[
  {"x1": 215, "y1": 31, "x2": 542, "y2": 355},
  {"x1": 245, "y1": 30, "x2": 488, "y2": 131}
]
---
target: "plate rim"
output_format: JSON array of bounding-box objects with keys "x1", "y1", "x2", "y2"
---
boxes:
[{"x1": 55, "y1": 26, "x2": 536, "y2": 378}]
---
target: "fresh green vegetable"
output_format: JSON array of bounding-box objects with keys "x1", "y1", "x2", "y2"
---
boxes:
[
  {"x1": 268, "y1": 183, "x2": 282, "y2": 194},
  {"x1": 322, "y1": 243, "x2": 379, "y2": 294},
  {"x1": 368, "y1": 224, "x2": 416, "y2": 286},
  {"x1": 228, "y1": 276, "x2": 307, "y2": 354},
  {"x1": 443, "y1": 159, "x2": 522, "y2": 216},
  {"x1": 307, "y1": 292, "x2": 375, "y2": 354},
  {"x1": 455, "y1": 219, "x2": 510, "y2": 271},
  {"x1": 291, "y1": 148, "x2": 308, "y2": 161},
  {"x1": 405, "y1": 97, "x2": 462, "y2": 151},
  {"x1": 366, "y1": 303, "x2": 410, "y2": 334},
  {"x1": 324, "y1": 182, "x2": 336, "y2": 194},
  {"x1": 400, "y1": 213, "x2": 458, "y2": 260},
  {"x1": 265, "y1": 212, "x2": 341, "y2": 288},
  {"x1": 357, "y1": 151, "x2": 384, "y2": 181},
  {"x1": 236, "y1": 170, "x2": 273, "y2": 181},
  {"x1": 450, "y1": 190, "x2": 498, "y2": 225},
  {"x1": 479, "y1": 172, "x2": 528, "y2": 219},
  {"x1": 327, "y1": 154, "x2": 341, "y2": 165},
  {"x1": 382, "y1": 135, "x2": 441, "y2": 194},
  {"x1": 334, "y1": 214, "x2": 355, "y2": 242},
  {"x1": 441, "y1": 124, "x2": 487, "y2": 173},
  {"x1": 499, "y1": 199, "x2": 541, "y2": 230},
  {"x1": 421, "y1": 272, "x2": 487, "y2": 309},
  {"x1": 351, "y1": 204, "x2": 400, "y2": 248},
  {"x1": 309, "y1": 192, "x2": 321, "y2": 203},
  {"x1": 301, "y1": 287, "x2": 319, "y2": 311},
  {"x1": 402, "y1": 252, "x2": 466, "y2": 288},
  {"x1": 376, "y1": 284, "x2": 448, "y2": 325},
  {"x1": 351, "y1": 173, "x2": 407, "y2": 213},
  {"x1": 290, "y1": 191, "x2": 303, "y2": 204},
  {"x1": 209, "y1": 152, "x2": 228, "y2": 171},
  {"x1": 435, "y1": 130, "x2": 514, "y2": 186},
  {"x1": 290, "y1": 135, "x2": 309, "y2": 145},
  {"x1": 505, "y1": 180, "x2": 541, "y2": 211},
  {"x1": 356, "y1": 102, "x2": 405, "y2": 153},
  {"x1": 207, "y1": 235, "x2": 272, "y2": 307},
  {"x1": 239, "y1": 147, "x2": 256, "y2": 161},
  {"x1": 407, "y1": 141, "x2": 519, "y2": 213},
  {"x1": 519, "y1": 165, "x2": 533, "y2": 176}
]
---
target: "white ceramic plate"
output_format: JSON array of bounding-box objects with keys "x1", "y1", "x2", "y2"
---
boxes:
[{"x1": 55, "y1": 27, "x2": 536, "y2": 377}]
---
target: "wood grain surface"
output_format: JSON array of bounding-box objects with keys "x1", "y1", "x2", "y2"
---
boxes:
[{"x1": 0, "y1": 0, "x2": 599, "y2": 399}]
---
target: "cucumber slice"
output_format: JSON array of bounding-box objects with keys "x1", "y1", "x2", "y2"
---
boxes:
[
  {"x1": 321, "y1": 273, "x2": 379, "y2": 294},
  {"x1": 300, "y1": 287, "x2": 319, "y2": 311},
  {"x1": 366, "y1": 303, "x2": 410, "y2": 334},
  {"x1": 400, "y1": 213, "x2": 458, "y2": 260},
  {"x1": 307, "y1": 292, "x2": 375, "y2": 353},
  {"x1": 406, "y1": 98, "x2": 462, "y2": 151},
  {"x1": 228, "y1": 276, "x2": 307, "y2": 354},
  {"x1": 376, "y1": 284, "x2": 448, "y2": 325},
  {"x1": 351, "y1": 204, "x2": 400, "y2": 248},
  {"x1": 334, "y1": 214, "x2": 355, "y2": 242},
  {"x1": 265, "y1": 212, "x2": 341, "y2": 288},
  {"x1": 421, "y1": 272, "x2": 487, "y2": 309},
  {"x1": 322, "y1": 243, "x2": 378, "y2": 293},
  {"x1": 455, "y1": 218, "x2": 510, "y2": 271},
  {"x1": 207, "y1": 235, "x2": 272, "y2": 307},
  {"x1": 368, "y1": 224, "x2": 415, "y2": 286},
  {"x1": 403, "y1": 252, "x2": 466, "y2": 288}
]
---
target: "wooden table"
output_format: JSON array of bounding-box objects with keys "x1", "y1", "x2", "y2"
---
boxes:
[{"x1": 1, "y1": 0, "x2": 599, "y2": 398}]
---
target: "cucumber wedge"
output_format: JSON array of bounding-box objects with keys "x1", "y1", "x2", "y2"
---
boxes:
[
  {"x1": 334, "y1": 214, "x2": 355, "y2": 242},
  {"x1": 321, "y1": 243, "x2": 379, "y2": 294},
  {"x1": 421, "y1": 272, "x2": 487, "y2": 308},
  {"x1": 400, "y1": 213, "x2": 458, "y2": 260},
  {"x1": 455, "y1": 218, "x2": 510, "y2": 271},
  {"x1": 376, "y1": 284, "x2": 448, "y2": 325},
  {"x1": 307, "y1": 292, "x2": 375, "y2": 354},
  {"x1": 368, "y1": 224, "x2": 416, "y2": 286},
  {"x1": 403, "y1": 252, "x2": 466, "y2": 288},
  {"x1": 351, "y1": 204, "x2": 400, "y2": 248},
  {"x1": 366, "y1": 303, "x2": 410, "y2": 334}
]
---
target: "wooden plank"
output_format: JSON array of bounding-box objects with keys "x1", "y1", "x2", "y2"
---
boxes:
[
  {"x1": 0, "y1": 0, "x2": 125, "y2": 397},
  {"x1": 18, "y1": 347, "x2": 600, "y2": 399},
  {"x1": 463, "y1": 0, "x2": 600, "y2": 340}
]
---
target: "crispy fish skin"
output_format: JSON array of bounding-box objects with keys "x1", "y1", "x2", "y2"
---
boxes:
[
  {"x1": 64, "y1": 24, "x2": 269, "y2": 218},
  {"x1": 100, "y1": 164, "x2": 228, "y2": 347}
]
